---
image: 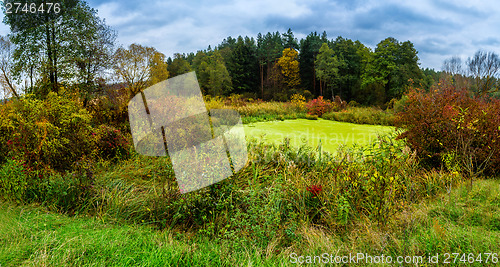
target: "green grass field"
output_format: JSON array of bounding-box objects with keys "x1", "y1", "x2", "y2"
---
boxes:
[{"x1": 1, "y1": 178, "x2": 499, "y2": 266}]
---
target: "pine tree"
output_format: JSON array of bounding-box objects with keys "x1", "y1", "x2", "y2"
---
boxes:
[{"x1": 299, "y1": 32, "x2": 323, "y2": 96}]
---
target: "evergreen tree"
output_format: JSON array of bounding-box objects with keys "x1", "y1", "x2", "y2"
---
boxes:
[
  {"x1": 256, "y1": 32, "x2": 283, "y2": 99},
  {"x1": 299, "y1": 32, "x2": 323, "y2": 96},
  {"x1": 331, "y1": 36, "x2": 367, "y2": 101},
  {"x1": 226, "y1": 36, "x2": 259, "y2": 95},
  {"x1": 282, "y1": 28, "x2": 299, "y2": 50},
  {"x1": 168, "y1": 53, "x2": 191, "y2": 77}
]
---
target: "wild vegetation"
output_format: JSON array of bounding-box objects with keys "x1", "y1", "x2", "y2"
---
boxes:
[{"x1": 0, "y1": 0, "x2": 500, "y2": 266}]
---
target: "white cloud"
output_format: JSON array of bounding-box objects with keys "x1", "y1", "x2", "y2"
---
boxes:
[
  {"x1": 2, "y1": 0, "x2": 500, "y2": 70},
  {"x1": 96, "y1": 2, "x2": 141, "y2": 27}
]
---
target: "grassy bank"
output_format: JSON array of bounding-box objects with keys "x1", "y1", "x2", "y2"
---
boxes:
[
  {"x1": 0, "y1": 201, "x2": 283, "y2": 266},
  {"x1": 322, "y1": 107, "x2": 396, "y2": 126},
  {"x1": 2, "y1": 177, "x2": 499, "y2": 266},
  {"x1": 204, "y1": 96, "x2": 395, "y2": 126}
]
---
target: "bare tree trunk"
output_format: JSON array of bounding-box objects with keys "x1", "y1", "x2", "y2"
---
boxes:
[
  {"x1": 52, "y1": 23, "x2": 58, "y2": 93},
  {"x1": 319, "y1": 80, "x2": 323, "y2": 96},
  {"x1": 260, "y1": 64, "x2": 264, "y2": 99},
  {"x1": 1, "y1": 67, "x2": 19, "y2": 99}
]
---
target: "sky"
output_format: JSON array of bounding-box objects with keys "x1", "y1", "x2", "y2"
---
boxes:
[{"x1": 1, "y1": 0, "x2": 500, "y2": 70}]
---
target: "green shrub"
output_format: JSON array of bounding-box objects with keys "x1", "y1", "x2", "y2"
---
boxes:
[
  {"x1": 392, "y1": 95, "x2": 408, "y2": 113},
  {"x1": 348, "y1": 100, "x2": 360, "y2": 107},
  {"x1": 305, "y1": 114, "x2": 318, "y2": 120},
  {"x1": 302, "y1": 90, "x2": 314, "y2": 100},
  {"x1": 0, "y1": 159, "x2": 28, "y2": 203},
  {"x1": 45, "y1": 161, "x2": 95, "y2": 213},
  {"x1": 0, "y1": 92, "x2": 95, "y2": 172}
]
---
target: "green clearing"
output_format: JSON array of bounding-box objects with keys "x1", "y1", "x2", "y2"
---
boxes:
[{"x1": 244, "y1": 118, "x2": 395, "y2": 153}]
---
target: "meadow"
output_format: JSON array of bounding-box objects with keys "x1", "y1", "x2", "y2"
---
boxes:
[{"x1": 1, "y1": 85, "x2": 499, "y2": 266}]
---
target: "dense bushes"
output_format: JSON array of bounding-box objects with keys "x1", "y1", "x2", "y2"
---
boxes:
[
  {"x1": 88, "y1": 89, "x2": 130, "y2": 133},
  {"x1": 322, "y1": 107, "x2": 395, "y2": 126},
  {"x1": 0, "y1": 93, "x2": 130, "y2": 204},
  {"x1": 94, "y1": 125, "x2": 130, "y2": 160},
  {"x1": 305, "y1": 96, "x2": 333, "y2": 116},
  {"x1": 0, "y1": 92, "x2": 95, "y2": 172},
  {"x1": 305, "y1": 96, "x2": 348, "y2": 117},
  {"x1": 395, "y1": 81, "x2": 500, "y2": 175},
  {"x1": 45, "y1": 162, "x2": 96, "y2": 213},
  {"x1": 0, "y1": 159, "x2": 28, "y2": 203},
  {"x1": 83, "y1": 133, "x2": 462, "y2": 242}
]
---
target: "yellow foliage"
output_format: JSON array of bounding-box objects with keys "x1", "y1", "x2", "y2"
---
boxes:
[
  {"x1": 277, "y1": 48, "x2": 301, "y2": 89},
  {"x1": 290, "y1": 93, "x2": 306, "y2": 110}
]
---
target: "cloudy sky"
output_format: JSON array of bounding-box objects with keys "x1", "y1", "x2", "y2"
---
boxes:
[{"x1": 1, "y1": 0, "x2": 499, "y2": 70}]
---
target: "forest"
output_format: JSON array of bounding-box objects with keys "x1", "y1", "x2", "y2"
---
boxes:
[{"x1": 2, "y1": 1, "x2": 499, "y2": 107}]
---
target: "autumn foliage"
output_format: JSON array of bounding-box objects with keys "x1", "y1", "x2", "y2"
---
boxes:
[
  {"x1": 305, "y1": 96, "x2": 333, "y2": 116},
  {"x1": 395, "y1": 80, "x2": 500, "y2": 174},
  {"x1": 276, "y1": 48, "x2": 301, "y2": 89}
]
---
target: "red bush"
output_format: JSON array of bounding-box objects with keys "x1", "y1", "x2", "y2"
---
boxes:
[
  {"x1": 395, "y1": 80, "x2": 500, "y2": 174},
  {"x1": 95, "y1": 125, "x2": 130, "y2": 160},
  {"x1": 306, "y1": 96, "x2": 333, "y2": 116}
]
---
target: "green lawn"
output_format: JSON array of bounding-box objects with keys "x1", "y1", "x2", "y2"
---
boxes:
[
  {"x1": 2, "y1": 178, "x2": 500, "y2": 266},
  {"x1": 0, "y1": 201, "x2": 287, "y2": 266}
]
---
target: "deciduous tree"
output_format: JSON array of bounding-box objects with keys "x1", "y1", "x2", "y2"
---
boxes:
[
  {"x1": 362, "y1": 37, "x2": 422, "y2": 102},
  {"x1": 3, "y1": 0, "x2": 114, "y2": 97},
  {"x1": 315, "y1": 43, "x2": 339, "y2": 97},
  {"x1": 277, "y1": 48, "x2": 300, "y2": 89},
  {"x1": 113, "y1": 43, "x2": 168, "y2": 98},
  {"x1": 466, "y1": 50, "x2": 500, "y2": 96},
  {"x1": 0, "y1": 35, "x2": 19, "y2": 99}
]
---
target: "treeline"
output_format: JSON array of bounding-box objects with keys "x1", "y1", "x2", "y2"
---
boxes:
[
  {"x1": 2, "y1": 0, "x2": 498, "y2": 107},
  {"x1": 168, "y1": 31, "x2": 438, "y2": 105}
]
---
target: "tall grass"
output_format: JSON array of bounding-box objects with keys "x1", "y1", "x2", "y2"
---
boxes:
[
  {"x1": 67, "y1": 132, "x2": 463, "y2": 244},
  {"x1": 322, "y1": 107, "x2": 396, "y2": 126},
  {"x1": 204, "y1": 95, "x2": 307, "y2": 124},
  {"x1": 2, "y1": 176, "x2": 499, "y2": 266}
]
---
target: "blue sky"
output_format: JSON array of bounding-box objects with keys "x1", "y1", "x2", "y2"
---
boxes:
[{"x1": 1, "y1": 0, "x2": 500, "y2": 70}]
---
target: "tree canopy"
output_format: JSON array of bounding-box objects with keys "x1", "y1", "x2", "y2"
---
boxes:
[{"x1": 2, "y1": 2, "x2": 450, "y2": 105}]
